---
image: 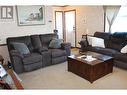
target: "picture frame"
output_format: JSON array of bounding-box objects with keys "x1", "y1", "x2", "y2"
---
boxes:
[{"x1": 16, "y1": 5, "x2": 45, "y2": 26}]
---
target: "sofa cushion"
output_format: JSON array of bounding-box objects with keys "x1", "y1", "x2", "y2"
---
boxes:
[
  {"x1": 94, "y1": 31, "x2": 110, "y2": 40},
  {"x1": 111, "y1": 32, "x2": 127, "y2": 39},
  {"x1": 52, "y1": 56, "x2": 67, "y2": 64},
  {"x1": 30, "y1": 35, "x2": 42, "y2": 50},
  {"x1": 31, "y1": 35, "x2": 48, "y2": 52},
  {"x1": 24, "y1": 61, "x2": 42, "y2": 72},
  {"x1": 107, "y1": 32, "x2": 127, "y2": 51},
  {"x1": 49, "y1": 38, "x2": 63, "y2": 49},
  {"x1": 87, "y1": 46, "x2": 118, "y2": 56},
  {"x1": 50, "y1": 49, "x2": 67, "y2": 58},
  {"x1": 39, "y1": 34, "x2": 58, "y2": 48},
  {"x1": 114, "y1": 60, "x2": 127, "y2": 70},
  {"x1": 96, "y1": 47, "x2": 119, "y2": 56},
  {"x1": 38, "y1": 47, "x2": 48, "y2": 52},
  {"x1": 23, "y1": 53, "x2": 42, "y2": 65},
  {"x1": 107, "y1": 41, "x2": 124, "y2": 51},
  {"x1": 114, "y1": 53, "x2": 127, "y2": 63},
  {"x1": 11, "y1": 42, "x2": 30, "y2": 55},
  {"x1": 110, "y1": 37, "x2": 125, "y2": 44}
]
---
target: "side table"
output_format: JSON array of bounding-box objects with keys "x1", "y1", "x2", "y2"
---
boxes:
[
  {"x1": 7, "y1": 69, "x2": 24, "y2": 89},
  {"x1": 0, "y1": 64, "x2": 24, "y2": 89}
]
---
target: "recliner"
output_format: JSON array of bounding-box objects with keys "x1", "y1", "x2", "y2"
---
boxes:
[{"x1": 7, "y1": 33, "x2": 71, "y2": 74}]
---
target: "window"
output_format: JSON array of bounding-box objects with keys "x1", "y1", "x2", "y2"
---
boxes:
[{"x1": 110, "y1": 6, "x2": 127, "y2": 33}]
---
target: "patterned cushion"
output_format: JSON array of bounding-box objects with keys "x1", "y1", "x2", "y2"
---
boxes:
[
  {"x1": 11, "y1": 42, "x2": 30, "y2": 55},
  {"x1": 49, "y1": 38, "x2": 63, "y2": 49},
  {"x1": 121, "y1": 45, "x2": 127, "y2": 53}
]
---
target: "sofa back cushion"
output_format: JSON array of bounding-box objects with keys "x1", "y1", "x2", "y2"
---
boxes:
[
  {"x1": 107, "y1": 32, "x2": 127, "y2": 51},
  {"x1": 107, "y1": 42, "x2": 123, "y2": 51},
  {"x1": 111, "y1": 32, "x2": 127, "y2": 39},
  {"x1": 111, "y1": 32, "x2": 127, "y2": 44},
  {"x1": 39, "y1": 33, "x2": 58, "y2": 48},
  {"x1": 94, "y1": 31, "x2": 110, "y2": 47},
  {"x1": 94, "y1": 31, "x2": 111, "y2": 40},
  {"x1": 7, "y1": 36, "x2": 33, "y2": 52},
  {"x1": 31, "y1": 35, "x2": 42, "y2": 49}
]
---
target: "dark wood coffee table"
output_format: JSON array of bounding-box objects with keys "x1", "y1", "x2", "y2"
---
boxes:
[{"x1": 67, "y1": 51, "x2": 114, "y2": 83}]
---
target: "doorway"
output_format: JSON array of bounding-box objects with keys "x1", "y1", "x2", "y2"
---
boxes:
[
  {"x1": 55, "y1": 10, "x2": 76, "y2": 47},
  {"x1": 64, "y1": 10, "x2": 76, "y2": 47},
  {"x1": 55, "y1": 11, "x2": 64, "y2": 39}
]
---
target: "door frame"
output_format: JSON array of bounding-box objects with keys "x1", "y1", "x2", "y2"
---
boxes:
[
  {"x1": 64, "y1": 9, "x2": 76, "y2": 47},
  {"x1": 55, "y1": 11, "x2": 64, "y2": 40}
]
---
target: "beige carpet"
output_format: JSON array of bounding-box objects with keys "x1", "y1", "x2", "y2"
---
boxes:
[{"x1": 19, "y1": 62, "x2": 127, "y2": 89}]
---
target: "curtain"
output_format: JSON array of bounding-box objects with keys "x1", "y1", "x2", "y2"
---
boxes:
[{"x1": 103, "y1": 6, "x2": 121, "y2": 32}]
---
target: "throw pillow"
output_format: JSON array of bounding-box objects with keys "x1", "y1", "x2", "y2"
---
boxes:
[
  {"x1": 91, "y1": 37, "x2": 105, "y2": 48},
  {"x1": 11, "y1": 42, "x2": 30, "y2": 55},
  {"x1": 121, "y1": 45, "x2": 127, "y2": 53},
  {"x1": 49, "y1": 38, "x2": 63, "y2": 49},
  {"x1": 87, "y1": 36, "x2": 93, "y2": 45}
]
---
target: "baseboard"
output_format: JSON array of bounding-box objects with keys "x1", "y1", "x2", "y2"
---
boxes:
[
  {"x1": 71, "y1": 47, "x2": 79, "y2": 49},
  {"x1": 0, "y1": 44, "x2": 6, "y2": 46}
]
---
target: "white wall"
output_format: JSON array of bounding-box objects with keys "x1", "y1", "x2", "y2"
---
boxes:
[
  {"x1": 0, "y1": 5, "x2": 54, "y2": 63},
  {"x1": 52, "y1": 6, "x2": 64, "y2": 29},
  {"x1": 64, "y1": 6, "x2": 104, "y2": 47}
]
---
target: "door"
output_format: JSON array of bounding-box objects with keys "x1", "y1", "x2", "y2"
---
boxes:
[
  {"x1": 55, "y1": 11, "x2": 64, "y2": 39},
  {"x1": 65, "y1": 10, "x2": 76, "y2": 47}
]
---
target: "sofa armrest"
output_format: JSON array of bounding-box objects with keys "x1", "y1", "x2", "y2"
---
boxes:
[
  {"x1": 79, "y1": 40, "x2": 88, "y2": 46},
  {"x1": 61, "y1": 42, "x2": 71, "y2": 56},
  {"x1": 79, "y1": 40, "x2": 88, "y2": 52},
  {"x1": 10, "y1": 50, "x2": 24, "y2": 59},
  {"x1": 9, "y1": 50, "x2": 24, "y2": 74}
]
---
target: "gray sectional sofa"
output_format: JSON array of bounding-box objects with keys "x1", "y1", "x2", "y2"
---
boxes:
[
  {"x1": 7, "y1": 33, "x2": 71, "y2": 74},
  {"x1": 79, "y1": 32, "x2": 127, "y2": 70}
]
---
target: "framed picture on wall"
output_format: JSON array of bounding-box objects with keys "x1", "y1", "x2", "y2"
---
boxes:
[{"x1": 16, "y1": 5, "x2": 45, "y2": 26}]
